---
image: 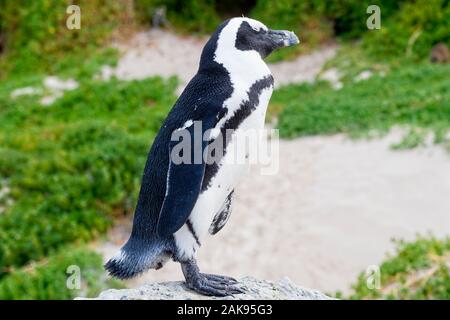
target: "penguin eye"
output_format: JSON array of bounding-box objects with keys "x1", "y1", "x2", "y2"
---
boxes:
[{"x1": 252, "y1": 26, "x2": 266, "y2": 34}]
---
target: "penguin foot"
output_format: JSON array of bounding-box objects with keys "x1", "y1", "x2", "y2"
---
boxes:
[
  {"x1": 186, "y1": 275, "x2": 245, "y2": 297},
  {"x1": 202, "y1": 273, "x2": 238, "y2": 285},
  {"x1": 181, "y1": 259, "x2": 245, "y2": 297}
]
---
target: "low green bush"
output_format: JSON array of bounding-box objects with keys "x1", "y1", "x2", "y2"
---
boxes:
[
  {"x1": 0, "y1": 75, "x2": 177, "y2": 277},
  {"x1": 0, "y1": 0, "x2": 127, "y2": 77},
  {"x1": 0, "y1": 247, "x2": 122, "y2": 299},
  {"x1": 345, "y1": 236, "x2": 450, "y2": 300},
  {"x1": 276, "y1": 63, "x2": 450, "y2": 139},
  {"x1": 362, "y1": 0, "x2": 450, "y2": 61},
  {"x1": 134, "y1": 0, "x2": 221, "y2": 33}
]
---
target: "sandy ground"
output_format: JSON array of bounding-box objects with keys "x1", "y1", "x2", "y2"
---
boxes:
[
  {"x1": 110, "y1": 30, "x2": 337, "y2": 92},
  {"x1": 94, "y1": 30, "x2": 450, "y2": 294}
]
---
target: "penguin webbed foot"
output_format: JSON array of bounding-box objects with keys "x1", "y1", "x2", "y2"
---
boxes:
[{"x1": 181, "y1": 260, "x2": 244, "y2": 297}]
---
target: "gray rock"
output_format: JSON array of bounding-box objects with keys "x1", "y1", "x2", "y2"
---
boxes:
[{"x1": 80, "y1": 276, "x2": 334, "y2": 300}]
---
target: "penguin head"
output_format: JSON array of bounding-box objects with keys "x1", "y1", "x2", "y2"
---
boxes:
[
  {"x1": 233, "y1": 17, "x2": 300, "y2": 59},
  {"x1": 199, "y1": 18, "x2": 299, "y2": 73}
]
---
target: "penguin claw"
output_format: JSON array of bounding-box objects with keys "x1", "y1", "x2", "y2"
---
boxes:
[
  {"x1": 201, "y1": 273, "x2": 239, "y2": 285},
  {"x1": 186, "y1": 281, "x2": 228, "y2": 297},
  {"x1": 185, "y1": 274, "x2": 245, "y2": 297},
  {"x1": 227, "y1": 286, "x2": 246, "y2": 295}
]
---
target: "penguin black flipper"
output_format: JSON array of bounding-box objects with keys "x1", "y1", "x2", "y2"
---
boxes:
[
  {"x1": 157, "y1": 114, "x2": 217, "y2": 238},
  {"x1": 209, "y1": 190, "x2": 234, "y2": 235}
]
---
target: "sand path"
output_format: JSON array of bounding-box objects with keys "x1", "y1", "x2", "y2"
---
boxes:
[{"x1": 110, "y1": 30, "x2": 337, "y2": 91}]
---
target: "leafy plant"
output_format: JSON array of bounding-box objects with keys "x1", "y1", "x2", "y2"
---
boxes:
[
  {"x1": 0, "y1": 73, "x2": 177, "y2": 277},
  {"x1": 347, "y1": 236, "x2": 450, "y2": 300},
  {"x1": 135, "y1": 0, "x2": 220, "y2": 33},
  {"x1": 276, "y1": 63, "x2": 450, "y2": 141},
  {"x1": 363, "y1": 0, "x2": 450, "y2": 61},
  {"x1": 0, "y1": 0, "x2": 127, "y2": 77},
  {"x1": 0, "y1": 247, "x2": 123, "y2": 299}
]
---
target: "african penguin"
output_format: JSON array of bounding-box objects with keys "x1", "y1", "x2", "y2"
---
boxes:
[{"x1": 105, "y1": 17, "x2": 299, "y2": 296}]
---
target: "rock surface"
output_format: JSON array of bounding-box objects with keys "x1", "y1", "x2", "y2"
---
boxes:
[{"x1": 82, "y1": 277, "x2": 333, "y2": 300}]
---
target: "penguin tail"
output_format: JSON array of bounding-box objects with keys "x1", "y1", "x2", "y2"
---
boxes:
[{"x1": 104, "y1": 238, "x2": 171, "y2": 280}]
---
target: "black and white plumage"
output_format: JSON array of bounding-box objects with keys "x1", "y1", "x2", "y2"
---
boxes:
[{"x1": 105, "y1": 17, "x2": 299, "y2": 296}]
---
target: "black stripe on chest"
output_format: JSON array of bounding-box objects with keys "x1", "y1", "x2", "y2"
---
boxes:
[
  {"x1": 186, "y1": 219, "x2": 201, "y2": 246},
  {"x1": 201, "y1": 75, "x2": 274, "y2": 191}
]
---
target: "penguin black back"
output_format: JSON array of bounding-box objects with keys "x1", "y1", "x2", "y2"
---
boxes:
[
  {"x1": 105, "y1": 19, "x2": 235, "y2": 278},
  {"x1": 131, "y1": 19, "x2": 234, "y2": 239}
]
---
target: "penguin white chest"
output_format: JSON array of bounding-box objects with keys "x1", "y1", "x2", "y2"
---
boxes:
[
  {"x1": 173, "y1": 83, "x2": 273, "y2": 261},
  {"x1": 205, "y1": 84, "x2": 273, "y2": 204}
]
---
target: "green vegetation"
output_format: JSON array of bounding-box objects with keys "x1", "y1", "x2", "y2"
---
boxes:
[
  {"x1": 251, "y1": 0, "x2": 408, "y2": 62},
  {"x1": 134, "y1": 0, "x2": 221, "y2": 33},
  {"x1": 344, "y1": 236, "x2": 450, "y2": 299},
  {"x1": 0, "y1": 248, "x2": 122, "y2": 300},
  {"x1": 275, "y1": 63, "x2": 450, "y2": 145},
  {"x1": 0, "y1": 0, "x2": 129, "y2": 77},
  {"x1": 0, "y1": 0, "x2": 172, "y2": 300},
  {"x1": 0, "y1": 51, "x2": 177, "y2": 295},
  {"x1": 362, "y1": 0, "x2": 450, "y2": 61},
  {"x1": 271, "y1": 0, "x2": 449, "y2": 147}
]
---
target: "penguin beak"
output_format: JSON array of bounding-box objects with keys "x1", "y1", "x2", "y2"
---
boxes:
[{"x1": 268, "y1": 29, "x2": 300, "y2": 48}]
